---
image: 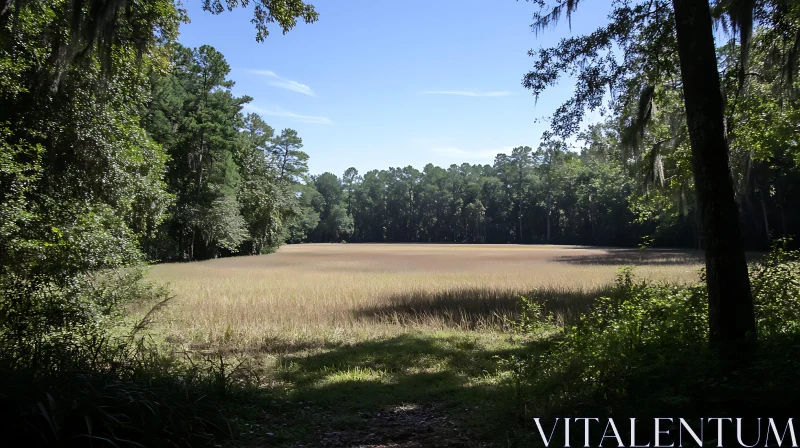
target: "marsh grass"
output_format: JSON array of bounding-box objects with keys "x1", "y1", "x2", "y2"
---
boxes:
[
  {"x1": 138, "y1": 244, "x2": 707, "y2": 445},
  {"x1": 353, "y1": 285, "x2": 606, "y2": 330},
  {"x1": 145, "y1": 244, "x2": 703, "y2": 351}
]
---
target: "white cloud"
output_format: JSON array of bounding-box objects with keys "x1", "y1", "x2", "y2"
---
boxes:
[
  {"x1": 271, "y1": 80, "x2": 315, "y2": 96},
  {"x1": 423, "y1": 90, "x2": 511, "y2": 97},
  {"x1": 244, "y1": 104, "x2": 332, "y2": 125},
  {"x1": 245, "y1": 69, "x2": 315, "y2": 96},
  {"x1": 247, "y1": 69, "x2": 278, "y2": 77}
]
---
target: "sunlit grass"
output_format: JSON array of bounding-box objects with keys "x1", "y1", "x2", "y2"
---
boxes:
[
  {"x1": 140, "y1": 246, "x2": 706, "y2": 446},
  {"x1": 144, "y1": 243, "x2": 703, "y2": 350}
]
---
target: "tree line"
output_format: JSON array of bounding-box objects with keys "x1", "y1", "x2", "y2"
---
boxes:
[
  {"x1": 270, "y1": 4, "x2": 800, "y2": 259},
  {"x1": 140, "y1": 44, "x2": 312, "y2": 261},
  {"x1": 5, "y1": 0, "x2": 796, "y2": 271},
  {"x1": 120, "y1": 16, "x2": 800, "y2": 259},
  {"x1": 292, "y1": 115, "x2": 798, "y2": 250},
  {"x1": 293, "y1": 139, "x2": 638, "y2": 246}
]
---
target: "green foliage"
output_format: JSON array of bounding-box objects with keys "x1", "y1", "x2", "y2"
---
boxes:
[
  {"x1": 522, "y1": 0, "x2": 800, "y2": 251},
  {"x1": 143, "y1": 44, "x2": 308, "y2": 259},
  {"x1": 0, "y1": 0, "x2": 319, "y2": 445},
  {"x1": 198, "y1": 195, "x2": 251, "y2": 253},
  {"x1": 300, "y1": 140, "x2": 642, "y2": 246},
  {"x1": 271, "y1": 128, "x2": 310, "y2": 183},
  {"x1": 751, "y1": 238, "x2": 800, "y2": 336},
  {"x1": 0, "y1": 125, "x2": 43, "y2": 268},
  {"x1": 0, "y1": 265, "x2": 236, "y2": 447},
  {"x1": 283, "y1": 183, "x2": 322, "y2": 243},
  {"x1": 514, "y1": 296, "x2": 559, "y2": 339},
  {"x1": 520, "y1": 267, "x2": 708, "y2": 409},
  {"x1": 638, "y1": 235, "x2": 654, "y2": 251},
  {"x1": 512, "y1": 243, "x2": 800, "y2": 419},
  {"x1": 307, "y1": 172, "x2": 354, "y2": 242},
  {"x1": 201, "y1": 0, "x2": 319, "y2": 42},
  {"x1": 0, "y1": 0, "x2": 177, "y2": 365}
]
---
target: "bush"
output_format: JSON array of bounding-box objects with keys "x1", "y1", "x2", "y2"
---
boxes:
[
  {"x1": 751, "y1": 238, "x2": 800, "y2": 336},
  {"x1": 0, "y1": 267, "x2": 160, "y2": 375},
  {"x1": 0, "y1": 361, "x2": 228, "y2": 447},
  {"x1": 514, "y1": 239, "x2": 800, "y2": 423},
  {"x1": 0, "y1": 267, "x2": 237, "y2": 447}
]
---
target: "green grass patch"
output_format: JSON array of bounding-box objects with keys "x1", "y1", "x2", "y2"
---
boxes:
[{"x1": 222, "y1": 331, "x2": 551, "y2": 446}]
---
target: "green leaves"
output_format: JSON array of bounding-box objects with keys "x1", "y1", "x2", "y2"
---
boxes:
[
  {"x1": 271, "y1": 128, "x2": 309, "y2": 183},
  {"x1": 201, "y1": 0, "x2": 319, "y2": 42},
  {"x1": 514, "y1": 245, "x2": 800, "y2": 418},
  {"x1": 0, "y1": 126, "x2": 43, "y2": 267},
  {"x1": 750, "y1": 238, "x2": 800, "y2": 336},
  {"x1": 197, "y1": 195, "x2": 250, "y2": 252},
  {"x1": 0, "y1": 3, "x2": 319, "y2": 444},
  {"x1": 0, "y1": 0, "x2": 182, "y2": 382}
]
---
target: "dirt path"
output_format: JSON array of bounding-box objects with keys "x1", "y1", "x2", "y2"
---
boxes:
[{"x1": 259, "y1": 403, "x2": 490, "y2": 448}]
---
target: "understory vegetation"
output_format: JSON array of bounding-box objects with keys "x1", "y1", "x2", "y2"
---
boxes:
[{"x1": 506, "y1": 240, "x2": 800, "y2": 444}]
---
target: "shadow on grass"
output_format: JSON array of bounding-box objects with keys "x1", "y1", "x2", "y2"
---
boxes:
[
  {"x1": 351, "y1": 286, "x2": 605, "y2": 331},
  {"x1": 233, "y1": 332, "x2": 800, "y2": 447},
  {"x1": 554, "y1": 248, "x2": 705, "y2": 265},
  {"x1": 258, "y1": 333, "x2": 556, "y2": 446},
  {"x1": 230, "y1": 324, "x2": 800, "y2": 446}
]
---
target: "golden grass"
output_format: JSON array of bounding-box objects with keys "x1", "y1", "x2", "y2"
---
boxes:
[{"x1": 144, "y1": 243, "x2": 703, "y2": 350}]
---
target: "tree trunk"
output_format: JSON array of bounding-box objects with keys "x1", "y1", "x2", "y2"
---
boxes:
[
  {"x1": 546, "y1": 209, "x2": 551, "y2": 243},
  {"x1": 280, "y1": 145, "x2": 289, "y2": 180},
  {"x1": 693, "y1": 207, "x2": 702, "y2": 250},
  {"x1": 546, "y1": 157, "x2": 553, "y2": 243},
  {"x1": 758, "y1": 185, "x2": 771, "y2": 244},
  {"x1": 189, "y1": 133, "x2": 206, "y2": 261},
  {"x1": 672, "y1": 0, "x2": 756, "y2": 349}
]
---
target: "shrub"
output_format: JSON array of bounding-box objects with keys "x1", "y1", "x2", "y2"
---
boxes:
[
  {"x1": 751, "y1": 238, "x2": 800, "y2": 336},
  {"x1": 514, "y1": 239, "x2": 800, "y2": 421},
  {"x1": 514, "y1": 295, "x2": 560, "y2": 338},
  {"x1": 0, "y1": 267, "x2": 236, "y2": 447}
]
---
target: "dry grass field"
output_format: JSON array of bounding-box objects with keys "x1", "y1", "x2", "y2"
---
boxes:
[
  {"x1": 146, "y1": 243, "x2": 703, "y2": 350},
  {"x1": 143, "y1": 244, "x2": 706, "y2": 446}
]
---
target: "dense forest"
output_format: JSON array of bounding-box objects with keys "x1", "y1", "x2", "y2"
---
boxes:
[
  {"x1": 294, "y1": 124, "x2": 799, "y2": 249},
  {"x1": 125, "y1": 30, "x2": 800, "y2": 256},
  {"x1": 290, "y1": 20, "x2": 800, "y2": 251},
  {"x1": 3, "y1": 1, "x2": 796, "y2": 267},
  {"x1": 0, "y1": 1, "x2": 322, "y2": 444},
  {"x1": 128, "y1": 23, "x2": 800, "y2": 258}
]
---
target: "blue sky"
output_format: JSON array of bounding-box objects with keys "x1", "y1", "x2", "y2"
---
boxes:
[{"x1": 177, "y1": 0, "x2": 611, "y2": 176}]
